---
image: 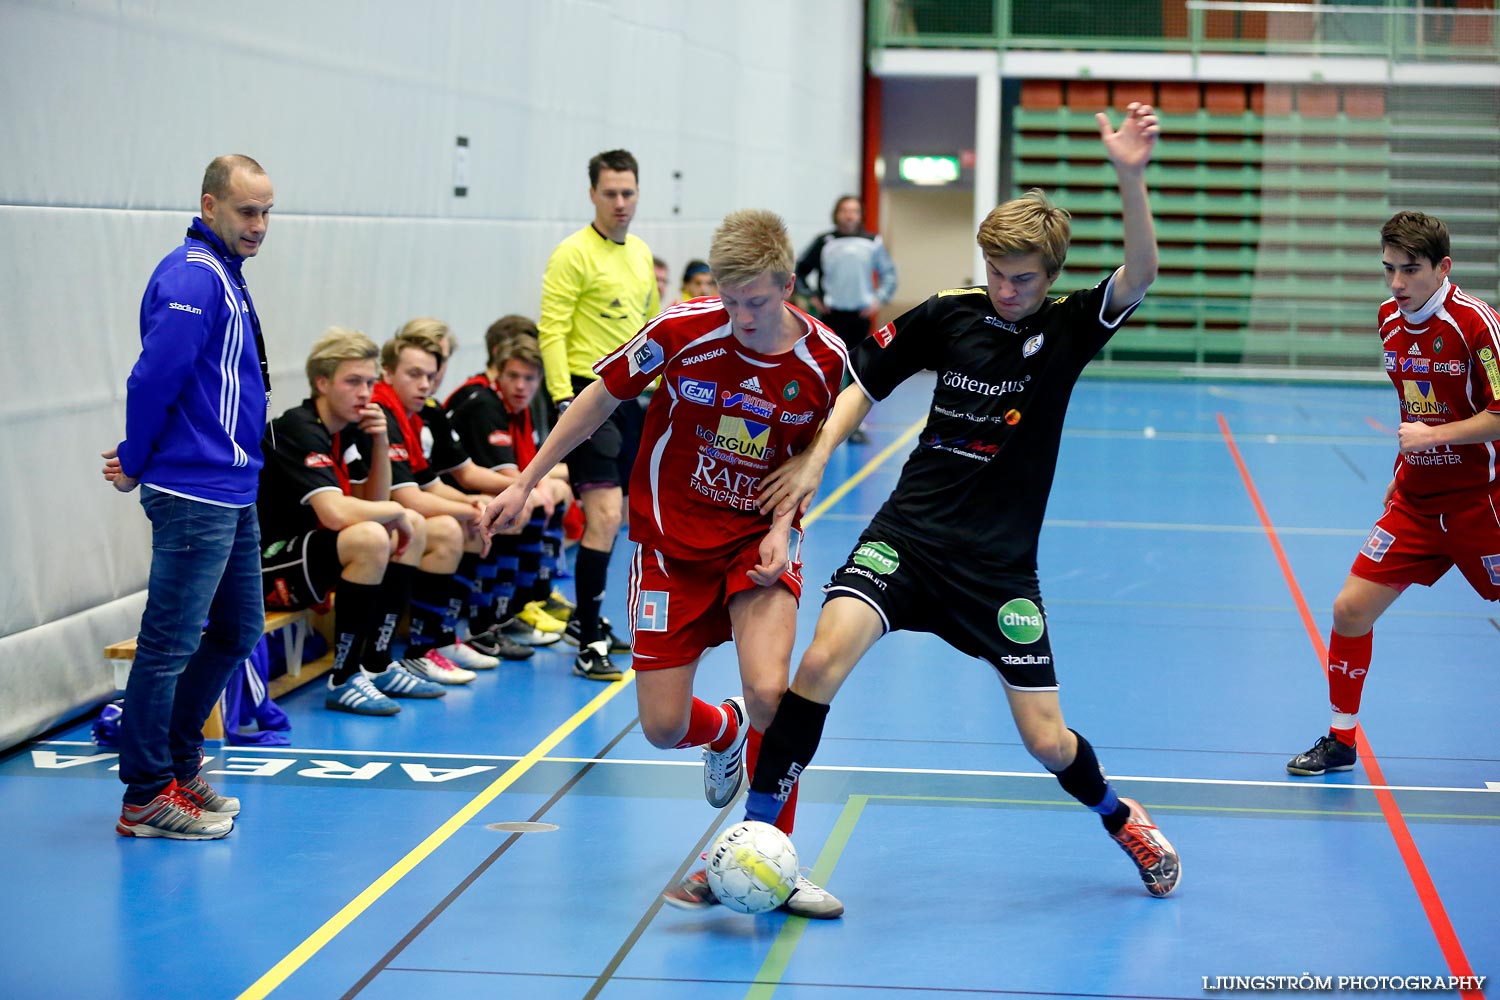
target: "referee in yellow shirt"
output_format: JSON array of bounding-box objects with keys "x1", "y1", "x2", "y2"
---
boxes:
[{"x1": 537, "y1": 148, "x2": 659, "y2": 681}]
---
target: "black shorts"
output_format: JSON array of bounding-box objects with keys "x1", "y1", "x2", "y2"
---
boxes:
[
  {"x1": 822, "y1": 519, "x2": 1059, "y2": 691},
  {"x1": 821, "y1": 309, "x2": 872, "y2": 352},
  {"x1": 566, "y1": 375, "x2": 644, "y2": 494},
  {"x1": 261, "y1": 530, "x2": 341, "y2": 610}
]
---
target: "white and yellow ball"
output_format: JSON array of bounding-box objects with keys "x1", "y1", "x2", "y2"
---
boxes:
[{"x1": 704, "y1": 821, "x2": 799, "y2": 914}]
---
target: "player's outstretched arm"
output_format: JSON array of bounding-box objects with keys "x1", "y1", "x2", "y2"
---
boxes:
[
  {"x1": 478, "y1": 378, "x2": 620, "y2": 538},
  {"x1": 1097, "y1": 102, "x2": 1160, "y2": 314},
  {"x1": 758, "y1": 383, "x2": 873, "y2": 517}
]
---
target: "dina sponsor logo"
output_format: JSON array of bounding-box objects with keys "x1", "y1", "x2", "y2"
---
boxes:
[
  {"x1": 997, "y1": 598, "x2": 1045, "y2": 644},
  {"x1": 851, "y1": 541, "x2": 899, "y2": 575}
]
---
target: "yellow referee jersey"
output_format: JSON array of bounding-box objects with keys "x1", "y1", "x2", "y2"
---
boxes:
[{"x1": 537, "y1": 224, "x2": 660, "y2": 405}]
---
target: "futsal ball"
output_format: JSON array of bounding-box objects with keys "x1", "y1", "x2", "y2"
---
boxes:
[{"x1": 705, "y1": 821, "x2": 799, "y2": 914}]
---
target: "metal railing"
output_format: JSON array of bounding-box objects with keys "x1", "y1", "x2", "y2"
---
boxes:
[{"x1": 870, "y1": 0, "x2": 1500, "y2": 62}]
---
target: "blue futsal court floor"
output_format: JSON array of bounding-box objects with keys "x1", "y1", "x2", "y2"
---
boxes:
[{"x1": 2, "y1": 373, "x2": 1496, "y2": 999}]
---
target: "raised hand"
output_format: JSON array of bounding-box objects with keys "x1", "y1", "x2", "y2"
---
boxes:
[{"x1": 1096, "y1": 102, "x2": 1160, "y2": 172}]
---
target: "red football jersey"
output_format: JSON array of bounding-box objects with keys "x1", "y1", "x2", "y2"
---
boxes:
[
  {"x1": 1381, "y1": 280, "x2": 1500, "y2": 513},
  {"x1": 594, "y1": 298, "x2": 848, "y2": 560}
]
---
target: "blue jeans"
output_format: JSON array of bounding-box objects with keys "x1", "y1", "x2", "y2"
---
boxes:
[{"x1": 119, "y1": 487, "x2": 264, "y2": 804}]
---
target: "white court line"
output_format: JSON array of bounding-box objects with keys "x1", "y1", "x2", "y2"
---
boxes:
[
  {"x1": 35, "y1": 741, "x2": 1497, "y2": 794},
  {"x1": 815, "y1": 512, "x2": 1367, "y2": 536}
]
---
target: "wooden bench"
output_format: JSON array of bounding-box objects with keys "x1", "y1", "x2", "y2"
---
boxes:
[{"x1": 105, "y1": 608, "x2": 329, "y2": 740}]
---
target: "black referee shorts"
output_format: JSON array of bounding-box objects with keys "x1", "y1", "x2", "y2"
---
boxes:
[
  {"x1": 565, "y1": 375, "x2": 644, "y2": 494},
  {"x1": 822, "y1": 519, "x2": 1059, "y2": 691}
]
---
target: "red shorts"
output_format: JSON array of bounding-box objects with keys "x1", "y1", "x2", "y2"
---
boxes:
[
  {"x1": 1350, "y1": 489, "x2": 1500, "y2": 600},
  {"x1": 625, "y1": 532, "x2": 804, "y2": 671}
]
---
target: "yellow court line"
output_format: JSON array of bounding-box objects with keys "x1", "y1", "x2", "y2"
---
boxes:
[
  {"x1": 238, "y1": 413, "x2": 928, "y2": 999},
  {"x1": 235, "y1": 677, "x2": 637, "y2": 1000},
  {"x1": 801, "y1": 417, "x2": 925, "y2": 524}
]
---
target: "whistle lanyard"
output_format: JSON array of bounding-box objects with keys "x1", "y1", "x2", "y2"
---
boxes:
[{"x1": 186, "y1": 228, "x2": 275, "y2": 446}]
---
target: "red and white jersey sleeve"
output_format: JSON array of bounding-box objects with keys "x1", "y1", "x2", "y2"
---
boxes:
[
  {"x1": 595, "y1": 298, "x2": 848, "y2": 560},
  {"x1": 1381, "y1": 280, "x2": 1500, "y2": 512}
]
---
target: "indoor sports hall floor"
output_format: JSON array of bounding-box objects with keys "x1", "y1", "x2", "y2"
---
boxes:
[{"x1": 3, "y1": 374, "x2": 1496, "y2": 1000}]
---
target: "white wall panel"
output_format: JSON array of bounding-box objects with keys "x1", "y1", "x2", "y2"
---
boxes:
[{"x1": 0, "y1": 0, "x2": 865, "y2": 748}]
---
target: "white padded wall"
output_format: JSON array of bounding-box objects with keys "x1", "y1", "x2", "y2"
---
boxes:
[{"x1": 0, "y1": 0, "x2": 865, "y2": 748}]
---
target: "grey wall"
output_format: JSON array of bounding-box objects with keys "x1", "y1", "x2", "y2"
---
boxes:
[{"x1": 0, "y1": 0, "x2": 865, "y2": 748}]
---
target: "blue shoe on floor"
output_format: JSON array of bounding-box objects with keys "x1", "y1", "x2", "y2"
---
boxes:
[
  {"x1": 325, "y1": 672, "x2": 401, "y2": 715},
  {"x1": 368, "y1": 662, "x2": 447, "y2": 698}
]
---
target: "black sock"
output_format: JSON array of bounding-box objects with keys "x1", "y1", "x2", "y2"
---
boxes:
[
  {"x1": 745, "y1": 690, "x2": 830, "y2": 824},
  {"x1": 493, "y1": 538, "x2": 519, "y2": 623},
  {"x1": 455, "y1": 552, "x2": 481, "y2": 631},
  {"x1": 573, "y1": 544, "x2": 612, "y2": 645},
  {"x1": 516, "y1": 517, "x2": 544, "y2": 604},
  {"x1": 1050, "y1": 729, "x2": 1127, "y2": 833},
  {"x1": 330, "y1": 580, "x2": 381, "y2": 684},
  {"x1": 362, "y1": 562, "x2": 413, "y2": 672},
  {"x1": 471, "y1": 553, "x2": 500, "y2": 633},
  {"x1": 540, "y1": 508, "x2": 565, "y2": 590},
  {"x1": 407, "y1": 569, "x2": 454, "y2": 658}
]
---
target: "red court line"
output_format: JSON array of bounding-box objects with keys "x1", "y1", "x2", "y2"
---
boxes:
[{"x1": 1216, "y1": 413, "x2": 1480, "y2": 998}]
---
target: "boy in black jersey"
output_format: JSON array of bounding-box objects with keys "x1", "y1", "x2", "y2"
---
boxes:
[
  {"x1": 259, "y1": 329, "x2": 449, "y2": 715},
  {"x1": 732, "y1": 103, "x2": 1180, "y2": 906},
  {"x1": 447, "y1": 320, "x2": 608, "y2": 665},
  {"x1": 408, "y1": 319, "x2": 545, "y2": 663}
]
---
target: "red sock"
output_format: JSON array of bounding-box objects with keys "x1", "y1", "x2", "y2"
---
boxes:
[
  {"x1": 674, "y1": 697, "x2": 733, "y2": 751},
  {"x1": 745, "y1": 727, "x2": 798, "y2": 835},
  {"x1": 1326, "y1": 630, "x2": 1373, "y2": 746}
]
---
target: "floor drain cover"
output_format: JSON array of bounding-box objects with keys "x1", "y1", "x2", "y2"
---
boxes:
[{"x1": 485, "y1": 821, "x2": 559, "y2": 834}]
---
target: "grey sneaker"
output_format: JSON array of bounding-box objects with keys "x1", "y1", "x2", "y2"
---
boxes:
[
  {"x1": 781, "y1": 874, "x2": 844, "y2": 919},
  {"x1": 117, "y1": 780, "x2": 234, "y2": 840},
  {"x1": 502, "y1": 617, "x2": 564, "y2": 647},
  {"x1": 702, "y1": 696, "x2": 748, "y2": 808},
  {"x1": 369, "y1": 661, "x2": 448, "y2": 698},
  {"x1": 1287, "y1": 734, "x2": 1357, "y2": 776},
  {"x1": 179, "y1": 775, "x2": 240, "y2": 817},
  {"x1": 465, "y1": 626, "x2": 535, "y2": 661},
  {"x1": 1110, "y1": 798, "x2": 1181, "y2": 898}
]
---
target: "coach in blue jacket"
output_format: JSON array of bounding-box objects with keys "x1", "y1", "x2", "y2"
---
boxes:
[{"x1": 101, "y1": 154, "x2": 274, "y2": 839}]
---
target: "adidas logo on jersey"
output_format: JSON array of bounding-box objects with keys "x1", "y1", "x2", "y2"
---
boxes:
[{"x1": 739, "y1": 376, "x2": 764, "y2": 393}]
